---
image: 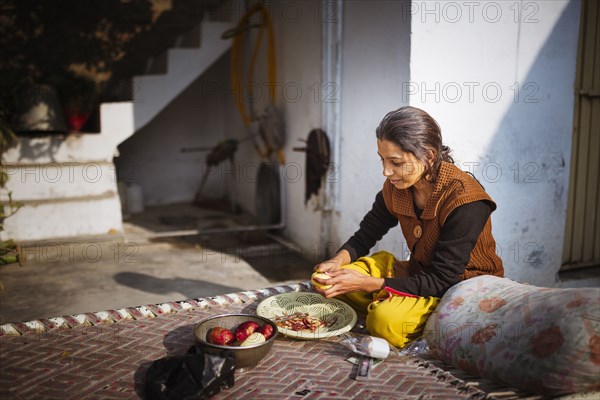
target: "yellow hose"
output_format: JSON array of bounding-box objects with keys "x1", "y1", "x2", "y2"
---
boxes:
[{"x1": 230, "y1": 3, "x2": 276, "y2": 127}]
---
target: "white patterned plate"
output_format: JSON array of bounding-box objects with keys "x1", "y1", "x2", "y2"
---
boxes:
[{"x1": 256, "y1": 292, "x2": 357, "y2": 339}]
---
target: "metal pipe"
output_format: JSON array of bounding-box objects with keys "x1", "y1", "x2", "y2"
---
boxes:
[{"x1": 319, "y1": 0, "x2": 343, "y2": 258}]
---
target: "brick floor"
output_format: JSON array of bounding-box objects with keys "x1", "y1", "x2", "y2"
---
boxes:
[{"x1": 0, "y1": 283, "x2": 537, "y2": 400}]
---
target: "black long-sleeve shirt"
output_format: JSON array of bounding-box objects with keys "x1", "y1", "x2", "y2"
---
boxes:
[{"x1": 340, "y1": 191, "x2": 492, "y2": 297}]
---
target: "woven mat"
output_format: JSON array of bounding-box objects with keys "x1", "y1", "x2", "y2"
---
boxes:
[{"x1": 0, "y1": 282, "x2": 552, "y2": 400}]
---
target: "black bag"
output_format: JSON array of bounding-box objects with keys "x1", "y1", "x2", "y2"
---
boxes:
[{"x1": 145, "y1": 346, "x2": 235, "y2": 400}]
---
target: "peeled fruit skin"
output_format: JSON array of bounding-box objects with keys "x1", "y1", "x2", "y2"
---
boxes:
[
  {"x1": 206, "y1": 327, "x2": 235, "y2": 345},
  {"x1": 240, "y1": 332, "x2": 266, "y2": 346},
  {"x1": 235, "y1": 321, "x2": 260, "y2": 343},
  {"x1": 311, "y1": 272, "x2": 332, "y2": 290},
  {"x1": 258, "y1": 323, "x2": 274, "y2": 340}
]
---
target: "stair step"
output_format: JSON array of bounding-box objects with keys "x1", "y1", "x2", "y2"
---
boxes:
[
  {"x1": 3, "y1": 162, "x2": 117, "y2": 202},
  {"x1": 144, "y1": 52, "x2": 168, "y2": 75},
  {"x1": 1, "y1": 194, "x2": 123, "y2": 242},
  {"x1": 3, "y1": 130, "x2": 131, "y2": 165},
  {"x1": 174, "y1": 23, "x2": 201, "y2": 48},
  {"x1": 128, "y1": 21, "x2": 232, "y2": 132}
]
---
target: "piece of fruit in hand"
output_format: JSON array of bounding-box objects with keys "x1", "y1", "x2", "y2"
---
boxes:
[
  {"x1": 235, "y1": 321, "x2": 260, "y2": 342},
  {"x1": 258, "y1": 323, "x2": 274, "y2": 340},
  {"x1": 240, "y1": 332, "x2": 266, "y2": 346},
  {"x1": 206, "y1": 327, "x2": 235, "y2": 345},
  {"x1": 311, "y1": 272, "x2": 332, "y2": 290}
]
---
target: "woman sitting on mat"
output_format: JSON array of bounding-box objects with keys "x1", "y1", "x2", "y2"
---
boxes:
[{"x1": 312, "y1": 106, "x2": 504, "y2": 348}]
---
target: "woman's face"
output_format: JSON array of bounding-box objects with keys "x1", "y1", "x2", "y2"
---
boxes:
[{"x1": 377, "y1": 139, "x2": 428, "y2": 190}]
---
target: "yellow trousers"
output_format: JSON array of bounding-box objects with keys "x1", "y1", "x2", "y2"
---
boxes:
[{"x1": 338, "y1": 251, "x2": 439, "y2": 348}]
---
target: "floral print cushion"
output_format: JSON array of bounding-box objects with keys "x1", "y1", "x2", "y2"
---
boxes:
[{"x1": 423, "y1": 275, "x2": 600, "y2": 396}]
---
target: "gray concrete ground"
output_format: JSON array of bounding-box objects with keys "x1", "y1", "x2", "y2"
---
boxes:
[{"x1": 0, "y1": 203, "x2": 316, "y2": 324}]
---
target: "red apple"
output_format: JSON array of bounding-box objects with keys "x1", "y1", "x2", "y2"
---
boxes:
[
  {"x1": 258, "y1": 323, "x2": 274, "y2": 340},
  {"x1": 206, "y1": 327, "x2": 235, "y2": 345},
  {"x1": 235, "y1": 321, "x2": 260, "y2": 342}
]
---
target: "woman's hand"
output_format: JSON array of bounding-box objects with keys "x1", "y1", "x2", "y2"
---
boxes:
[
  {"x1": 314, "y1": 269, "x2": 385, "y2": 298},
  {"x1": 314, "y1": 258, "x2": 343, "y2": 274},
  {"x1": 313, "y1": 249, "x2": 351, "y2": 274},
  {"x1": 312, "y1": 249, "x2": 383, "y2": 297}
]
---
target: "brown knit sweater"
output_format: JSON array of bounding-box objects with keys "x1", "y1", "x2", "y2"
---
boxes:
[{"x1": 382, "y1": 162, "x2": 504, "y2": 283}]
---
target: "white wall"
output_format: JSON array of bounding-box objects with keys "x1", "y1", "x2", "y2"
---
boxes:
[
  {"x1": 228, "y1": 0, "x2": 324, "y2": 262},
  {"x1": 333, "y1": 0, "x2": 412, "y2": 258},
  {"x1": 273, "y1": 1, "x2": 324, "y2": 262},
  {"x1": 409, "y1": 0, "x2": 583, "y2": 286}
]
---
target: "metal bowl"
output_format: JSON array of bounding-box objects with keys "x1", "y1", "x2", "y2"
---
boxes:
[{"x1": 193, "y1": 314, "x2": 278, "y2": 369}]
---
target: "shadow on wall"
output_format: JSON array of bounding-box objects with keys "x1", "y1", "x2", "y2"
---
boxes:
[
  {"x1": 480, "y1": 1, "x2": 579, "y2": 285},
  {"x1": 114, "y1": 271, "x2": 242, "y2": 300}
]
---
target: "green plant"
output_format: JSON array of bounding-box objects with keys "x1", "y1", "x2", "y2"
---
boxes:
[{"x1": 0, "y1": 111, "x2": 24, "y2": 288}]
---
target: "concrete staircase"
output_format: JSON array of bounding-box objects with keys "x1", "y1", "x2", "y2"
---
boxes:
[{"x1": 2, "y1": 21, "x2": 233, "y2": 242}]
